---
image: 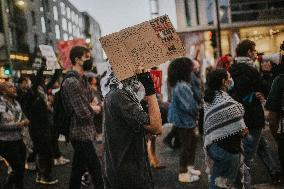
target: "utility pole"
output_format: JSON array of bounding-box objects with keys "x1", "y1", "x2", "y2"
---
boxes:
[{"x1": 215, "y1": 0, "x2": 222, "y2": 57}]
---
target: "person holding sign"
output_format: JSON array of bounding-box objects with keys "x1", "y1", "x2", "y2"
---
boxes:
[
  {"x1": 103, "y1": 67, "x2": 162, "y2": 189},
  {"x1": 167, "y1": 57, "x2": 201, "y2": 183}
]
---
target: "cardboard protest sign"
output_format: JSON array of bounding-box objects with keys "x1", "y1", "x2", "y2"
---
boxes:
[
  {"x1": 57, "y1": 39, "x2": 86, "y2": 69},
  {"x1": 39, "y1": 45, "x2": 60, "y2": 70},
  {"x1": 100, "y1": 15, "x2": 185, "y2": 80},
  {"x1": 150, "y1": 70, "x2": 162, "y2": 94}
]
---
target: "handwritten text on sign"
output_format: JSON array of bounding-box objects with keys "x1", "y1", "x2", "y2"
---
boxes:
[{"x1": 100, "y1": 15, "x2": 185, "y2": 80}]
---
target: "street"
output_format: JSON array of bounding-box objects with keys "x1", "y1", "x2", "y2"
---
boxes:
[{"x1": 1, "y1": 125, "x2": 283, "y2": 189}]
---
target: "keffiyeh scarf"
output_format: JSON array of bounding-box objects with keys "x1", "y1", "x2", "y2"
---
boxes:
[
  {"x1": 104, "y1": 69, "x2": 145, "y2": 102},
  {"x1": 203, "y1": 91, "x2": 246, "y2": 148},
  {"x1": 234, "y1": 56, "x2": 255, "y2": 68}
]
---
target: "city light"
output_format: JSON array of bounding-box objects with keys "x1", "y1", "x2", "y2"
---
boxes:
[
  {"x1": 15, "y1": 0, "x2": 25, "y2": 8},
  {"x1": 86, "y1": 38, "x2": 91, "y2": 44}
]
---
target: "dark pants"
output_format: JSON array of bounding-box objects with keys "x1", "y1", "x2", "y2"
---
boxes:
[
  {"x1": 0, "y1": 140, "x2": 26, "y2": 189},
  {"x1": 33, "y1": 136, "x2": 53, "y2": 178},
  {"x1": 69, "y1": 140, "x2": 104, "y2": 189},
  {"x1": 27, "y1": 150, "x2": 36, "y2": 163},
  {"x1": 257, "y1": 135, "x2": 281, "y2": 175},
  {"x1": 164, "y1": 126, "x2": 181, "y2": 148},
  {"x1": 177, "y1": 127, "x2": 197, "y2": 173},
  {"x1": 30, "y1": 122, "x2": 54, "y2": 178},
  {"x1": 51, "y1": 127, "x2": 61, "y2": 159},
  {"x1": 275, "y1": 134, "x2": 284, "y2": 174}
]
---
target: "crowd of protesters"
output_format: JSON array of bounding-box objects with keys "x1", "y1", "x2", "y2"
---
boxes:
[{"x1": 0, "y1": 40, "x2": 284, "y2": 189}]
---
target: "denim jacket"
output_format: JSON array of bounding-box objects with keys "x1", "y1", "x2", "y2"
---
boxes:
[{"x1": 168, "y1": 81, "x2": 199, "y2": 128}]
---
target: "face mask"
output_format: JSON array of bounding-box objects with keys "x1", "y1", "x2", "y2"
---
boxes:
[
  {"x1": 228, "y1": 78, "x2": 234, "y2": 91},
  {"x1": 83, "y1": 58, "x2": 94, "y2": 71}
]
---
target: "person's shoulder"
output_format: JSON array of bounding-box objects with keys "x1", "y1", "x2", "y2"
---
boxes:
[
  {"x1": 276, "y1": 74, "x2": 284, "y2": 81},
  {"x1": 176, "y1": 81, "x2": 191, "y2": 90},
  {"x1": 63, "y1": 76, "x2": 80, "y2": 87},
  {"x1": 273, "y1": 74, "x2": 284, "y2": 88},
  {"x1": 106, "y1": 87, "x2": 128, "y2": 99},
  {"x1": 173, "y1": 81, "x2": 192, "y2": 95}
]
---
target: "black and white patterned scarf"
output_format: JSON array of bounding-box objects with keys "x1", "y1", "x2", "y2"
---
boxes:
[
  {"x1": 234, "y1": 56, "x2": 255, "y2": 68},
  {"x1": 203, "y1": 91, "x2": 247, "y2": 148}
]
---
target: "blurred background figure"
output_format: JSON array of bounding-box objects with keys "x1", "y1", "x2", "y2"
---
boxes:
[{"x1": 0, "y1": 81, "x2": 30, "y2": 189}]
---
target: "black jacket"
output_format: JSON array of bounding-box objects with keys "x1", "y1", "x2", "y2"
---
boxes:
[
  {"x1": 230, "y1": 61, "x2": 269, "y2": 129},
  {"x1": 26, "y1": 65, "x2": 60, "y2": 139}
]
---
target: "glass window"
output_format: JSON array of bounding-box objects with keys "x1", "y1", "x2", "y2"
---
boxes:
[
  {"x1": 71, "y1": 11, "x2": 74, "y2": 22},
  {"x1": 73, "y1": 25, "x2": 76, "y2": 35},
  {"x1": 76, "y1": 27, "x2": 80, "y2": 37},
  {"x1": 40, "y1": 7, "x2": 44, "y2": 12},
  {"x1": 67, "y1": 7, "x2": 70, "y2": 19},
  {"x1": 206, "y1": 0, "x2": 214, "y2": 25},
  {"x1": 44, "y1": 0, "x2": 49, "y2": 10},
  {"x1": 79, "y1": 17, "x2": 83, "y2": 27},
  {"x1": 53, "y1": 6, "x2": 58, "y2": 21},
  {"x1": 63, "y1": 33, "x2": 68, "y2": 41},
  {"x1": 34, "y1": 34, "x2": 38, "y2": 47},
  {"x1": 219, "y1": 0, "x2": 229, "y2": 23},
  {"x1": 68, "y1": 21, "x2": 72, "y2": 34},
  {"x1": 46, "y1": 19, "x2": 52, "y2": 32},
  {"x1": 62, "y1": 18, "x2": 67, "y2": 31},
  {"x1": 8, "y1": 28, "x2": 13, "y2": 47},
  {"x1": 41, "y1": 17, "x2": 46, "y2": 33},
  {"x1": 75, "y1": 14, "x2": 79, "y2": 25},
  {"x1": 60, "y1": 2, "x2": 65, "y2": 15},
  {"x1": 55, "y1": 25, "x2": 60, "y2": 39},
  {"x1": 184, "y1": 0, "x2": 191, "y2": 26}
]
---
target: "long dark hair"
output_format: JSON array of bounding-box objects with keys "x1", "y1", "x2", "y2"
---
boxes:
[
  {"x1": 167, "y1": 57, "x2": 194, "y2": 87},
  {"x1": 204, "y1": 69, "x2": 228, "y2": 103}
]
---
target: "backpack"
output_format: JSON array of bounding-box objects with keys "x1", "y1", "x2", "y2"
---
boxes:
[{"x1": 53, "y1": 71, "x2": 79, "y2": 142}]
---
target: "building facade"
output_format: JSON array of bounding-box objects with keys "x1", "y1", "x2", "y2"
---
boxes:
[
  {"x1": 82, "y1": 12, "x2": 104, "y2": 64},
  {"x1": 0, "y1": 0, "x2": 103, "y2": 78},
  {"x1": 175, "y1": 0, "x2": 284, "y2": 63}
]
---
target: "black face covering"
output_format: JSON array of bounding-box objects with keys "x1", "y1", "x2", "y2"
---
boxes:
[{"x1": 83, "y1": 58, "x2": 94, "y2": 71}]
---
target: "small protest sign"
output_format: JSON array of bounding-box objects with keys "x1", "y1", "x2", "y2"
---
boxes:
[
  {"x1": 39, "y1": 45, "x2": 60, "y2": 70},
  {"x1": 100, "y1": 15, "x2": 185, "y2": 80},
  {"x1": 57, "y1": 39, "x2": 86, "y2": 69},
  {"x1": 150, "y1": 70, "x2": 162, "y2": 94}
]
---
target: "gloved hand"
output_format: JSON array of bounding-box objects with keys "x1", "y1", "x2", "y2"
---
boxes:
[{"x1": 137, "y1": 72, "x2": 156, "y2": 96}]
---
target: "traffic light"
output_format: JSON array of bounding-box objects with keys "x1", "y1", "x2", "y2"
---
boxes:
[
  {"x1": 209, "y1": 30, "x2": 217, "y2": 49},
  {"x1": 4, "y1": 64, "x2": 12, "y2": 76}
]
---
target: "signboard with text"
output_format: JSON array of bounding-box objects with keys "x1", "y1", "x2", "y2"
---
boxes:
[
  {"x1": 100, "y1": 15, "x2": 185, "y2": 80},
  {"x1": 39, "y1": 45, "x2": 60, "y2": 70}
]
